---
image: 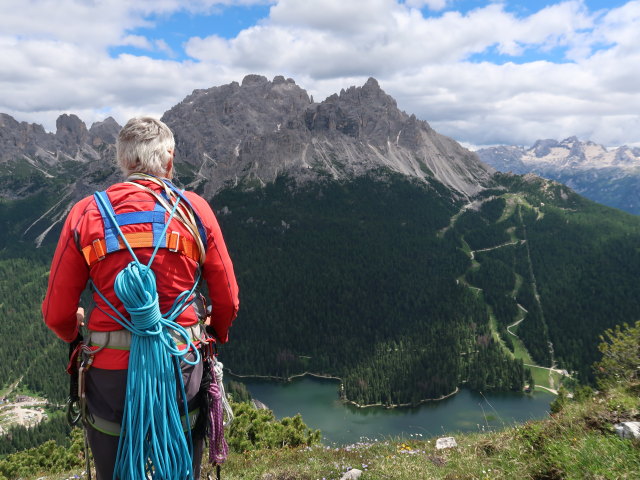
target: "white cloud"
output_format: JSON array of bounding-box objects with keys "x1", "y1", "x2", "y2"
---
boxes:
[
  {"x1": 0, "y1": 0, "x2": 273, "y2": 49},
  {"x1": 121, "y1": 35, "x2": 154, "y2": 49},
  {"x1": 154, "y1": 39, "x2": 177, "y2": 57},
  {"x1": 0, "y1": 0, "x2": 639, "y2": 147},
  {"x1": 405, "y1": 0, "x2": 451, "y2": 11},
  {"x1": 269, "y1": 0, "x2": 401, "y2": 33},
  {"x1": 184, "y1": 2, "x2": 600, "y2": 76}
]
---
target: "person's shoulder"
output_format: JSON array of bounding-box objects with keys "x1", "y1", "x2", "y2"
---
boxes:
[
  {"x1": 63, "y1": 193, "x2": 100, "y2": 230},
  {"x1": 71, "y1": 193, "x2": 97, "y2": 214},
  {"x1": 71, "y1": 182, "x2": 132, "y2": 215},
  {"x1": 105, "y1": 181, "x2": 140, "y2": 197},
  {"x1": 184, "y1": 190, "x2": 213, "y2": 213}
]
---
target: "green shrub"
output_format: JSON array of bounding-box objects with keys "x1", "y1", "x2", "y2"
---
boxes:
[
  {"x1": 227, "y1": 380, "x2": 252, "y2": 403},
  {"x1": 550, "y1": 386, "x2": 569, "y2": 414},
  {"x1": 0, "y1": 429, "x2": 84, "y2": 479},
  {"x1": 227, "y1": 402, "x2": 320, "y2": 452},
  {"x1": 594, "y1": 320, "x2": 640, "y2": 390}
]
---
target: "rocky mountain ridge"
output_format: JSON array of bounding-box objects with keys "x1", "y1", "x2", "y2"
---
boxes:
[
  {"x1": 0, "y1": 113, "x2": 120, "y2": 166},
  {"x1": 0, "y1": 75, "x2": 498, "y2": 245},
  {"x1": 163, "y1": 75, "x2": 493, "y2": 199},
  {"x1": 477, "y1": 137, "x2": 640, "y2": 214},
  {"x1": 0, "y1": 76, "x2": 493, "y2": 202}
]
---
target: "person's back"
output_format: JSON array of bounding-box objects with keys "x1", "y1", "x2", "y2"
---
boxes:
[{"x1": 42, "y1": 116, "x2": 239, "y2": 479}]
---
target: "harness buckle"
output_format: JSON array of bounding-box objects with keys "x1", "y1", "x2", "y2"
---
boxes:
[
  {"x1": 92, "y1": 239, "x2": 106, "y2": 261},
  {"x1": 168, "y1": 231, "x2": 180, "y2": 252}
]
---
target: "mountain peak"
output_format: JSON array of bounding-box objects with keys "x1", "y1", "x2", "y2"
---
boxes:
[
  {"x1": 161, "y1": 76, "x2": 492, "y2": 198},
  {"x1": 336, "y1": 77, "x2": 395, "y2": 108},
  {"x1": 89, "y1": 117, "x2": 121, "y2": 147},
  {"x1": 241, "y1": 74, "x2": 269, "y2": 87},
  {"x1": 1, "y1": 76, "x2": 494, "y2": 202},
  {"x1": 55, "y1": 114, "x2": 89, "y2": 151},
  {"x1": 477, "y1": 137, "x2": 640, "y2": 214},
  {"x1": 364, "y1": 77, "x2": 379, "y2": 88},
  {"x1": 531, "y1": 139, "x2": 559, "y2": 157}
]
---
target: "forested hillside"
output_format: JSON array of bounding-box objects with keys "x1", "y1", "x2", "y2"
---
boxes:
[
  {"x1": 212, "y1": 171, "x2": 640, "y2": 399},
  {"x1": 0, "y1": 182, "x2": 71, "y2": 403},
  {"x1": 3, "y1": 166, "x2": 640, "y2": 414},
  {"x1": 214, "y1": 174, "x2": 528, "y2": 405},
  {"x1": 499, "y1": 174, "x2": 640, "y2": 381}
]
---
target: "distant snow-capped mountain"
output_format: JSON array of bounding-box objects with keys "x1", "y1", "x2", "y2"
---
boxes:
[{"x1": 477, "y1": 137, "x2": 640, "y2": 215}]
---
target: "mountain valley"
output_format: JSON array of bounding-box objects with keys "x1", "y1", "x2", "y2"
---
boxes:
[{"x1": 1, "y1": 75, "x2": 639, "y2": 421}]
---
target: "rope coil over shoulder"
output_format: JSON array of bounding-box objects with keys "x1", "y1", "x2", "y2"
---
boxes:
[{"x1": 92, "y1": 189, "x2": 200, "y2": 480}]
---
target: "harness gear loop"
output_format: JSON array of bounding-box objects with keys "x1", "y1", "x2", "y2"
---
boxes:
[{"x1": 65, "y1": 334, "x2": 83, "y2": 426}]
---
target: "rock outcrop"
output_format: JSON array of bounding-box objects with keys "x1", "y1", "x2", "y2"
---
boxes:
[
  {"x1": 162, "y1": 75, "x2": 493, "y2": 198},
  {"x1": 0, "y1": 75, "x2": 496, "y2": 244}
]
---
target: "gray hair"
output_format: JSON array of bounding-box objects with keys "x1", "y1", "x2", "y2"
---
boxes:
[{"x1": 116, "y1": 116, "x2": 175, "y2": 177}]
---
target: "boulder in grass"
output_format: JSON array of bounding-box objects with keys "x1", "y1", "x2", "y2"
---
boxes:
[
  {"x1": 436, "y1": 436, "x2": 458, "y2": 450},
  {"x1": 614, "y1": 422, "x2": 640, "y2": 440},
  {"x1": 340, "y1": 469, "x2": 363, "y2": 480}
]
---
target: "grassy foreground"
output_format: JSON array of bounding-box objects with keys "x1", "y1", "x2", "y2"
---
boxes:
[
  {"x1": 207, "y1": 387, "x2": 639, "y2": 480},
  {"x1": 3, "y1": 321, "x2": 639, "y2": 480},
  {"x1": 3, "y1": 384, "x2": 638, "y2": 480}
]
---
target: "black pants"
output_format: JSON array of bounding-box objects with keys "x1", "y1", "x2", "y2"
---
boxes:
[{"x1": 85, "y1": 355, "x2": 204, "y2": 480}]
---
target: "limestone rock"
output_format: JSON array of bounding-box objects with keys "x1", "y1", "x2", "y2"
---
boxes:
[
  {"x1": 614, "y1": 422, "x2": 640, "y2": 440},
  {"x1": 0, "y1": 75, "x2": 497, "y2": 244},
  {"x1": 435, "y1": 436, "x2": 457, "y2": 450},
  {"x1": 340, "y1": 468, "x2": 363, "y2": 480},
  {"x1": 162, "y1": 75, "x2": 493, "y2": 199},
  {"x1": 56, "y1": 113, "x2": 89, "y2": 154},
  {"x1": 89, "y1": 117, "x2": 121, "y2": 147}
]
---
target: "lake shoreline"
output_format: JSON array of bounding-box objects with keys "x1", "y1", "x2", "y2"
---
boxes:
[
  {"x1": 345, "y1": 387, "x2": 460, "y2": 409},
  {"x1": 226, "y1": 369, "x2": 461, "y2": 408},
  {"x1": 227, "y1": 369, "x2": 342, "y2": 383},
  {"x1": 231, "y1": 377, "x2": 553, "y2": 445}
]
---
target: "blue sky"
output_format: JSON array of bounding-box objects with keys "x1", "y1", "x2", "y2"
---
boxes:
[
  {"x1": 109, "y1": 5, "x2": 274, "y2": 60},
  {"x1": 109, "y1": 0, "x2": 627, "y2": 64},
  {"x1": 1, "y1": 0, "x2": 639, "y2": 147}
]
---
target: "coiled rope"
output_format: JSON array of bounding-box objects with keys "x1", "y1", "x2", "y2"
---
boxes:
[{"x1": 93, "y1": 190, "x2": 201, "y2": 480}]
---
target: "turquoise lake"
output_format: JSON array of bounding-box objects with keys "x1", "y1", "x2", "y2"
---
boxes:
[{"x1": 234, "y1": 376, "x2": 553, "y2": 445}]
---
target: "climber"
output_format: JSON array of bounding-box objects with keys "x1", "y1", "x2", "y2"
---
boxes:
[{"x1": 42, "y1": 116, "x2": 239, "y2": 479}]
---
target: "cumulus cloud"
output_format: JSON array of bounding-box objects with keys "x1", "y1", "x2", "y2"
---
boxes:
[
  {"x1": 1, "y1": 0, "x2": 639, "y2": 147},
  {"x1": 184, "y1": 2, "x2": 600, "y2": 75},
  {"x1": 405, "y1": 0, "x2": 451, "y2": 11}
]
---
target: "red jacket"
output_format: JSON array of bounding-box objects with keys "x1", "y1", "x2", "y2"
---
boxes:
[{"x1": 42, "y1": 180, "x2": 239, "y2": 369}]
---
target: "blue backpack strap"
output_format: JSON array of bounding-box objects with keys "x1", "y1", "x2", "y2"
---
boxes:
[
  {"x1": 94, "y1": 191, "x2": 120, "y2": 253},
  {"x1": 152, "y1": 201, "x2": 169, "y2": 249},
  {"x1": 94, "y1": 190, "x2": 169, "y2": 253}
]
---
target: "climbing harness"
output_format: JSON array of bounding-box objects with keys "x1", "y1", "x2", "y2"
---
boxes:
[{"x1": 65, "y1": 177, "x2": 232, "y2": 479}]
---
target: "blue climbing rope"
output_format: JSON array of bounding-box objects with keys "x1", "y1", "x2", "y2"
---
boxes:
[{"x1": 92, "y1": 190, "x2": 201, "y2": 480}]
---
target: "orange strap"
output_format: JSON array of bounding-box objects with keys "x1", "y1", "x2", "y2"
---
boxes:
[{"x1": 81, "y1": 231, "x2": 200, "y2": 267}]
